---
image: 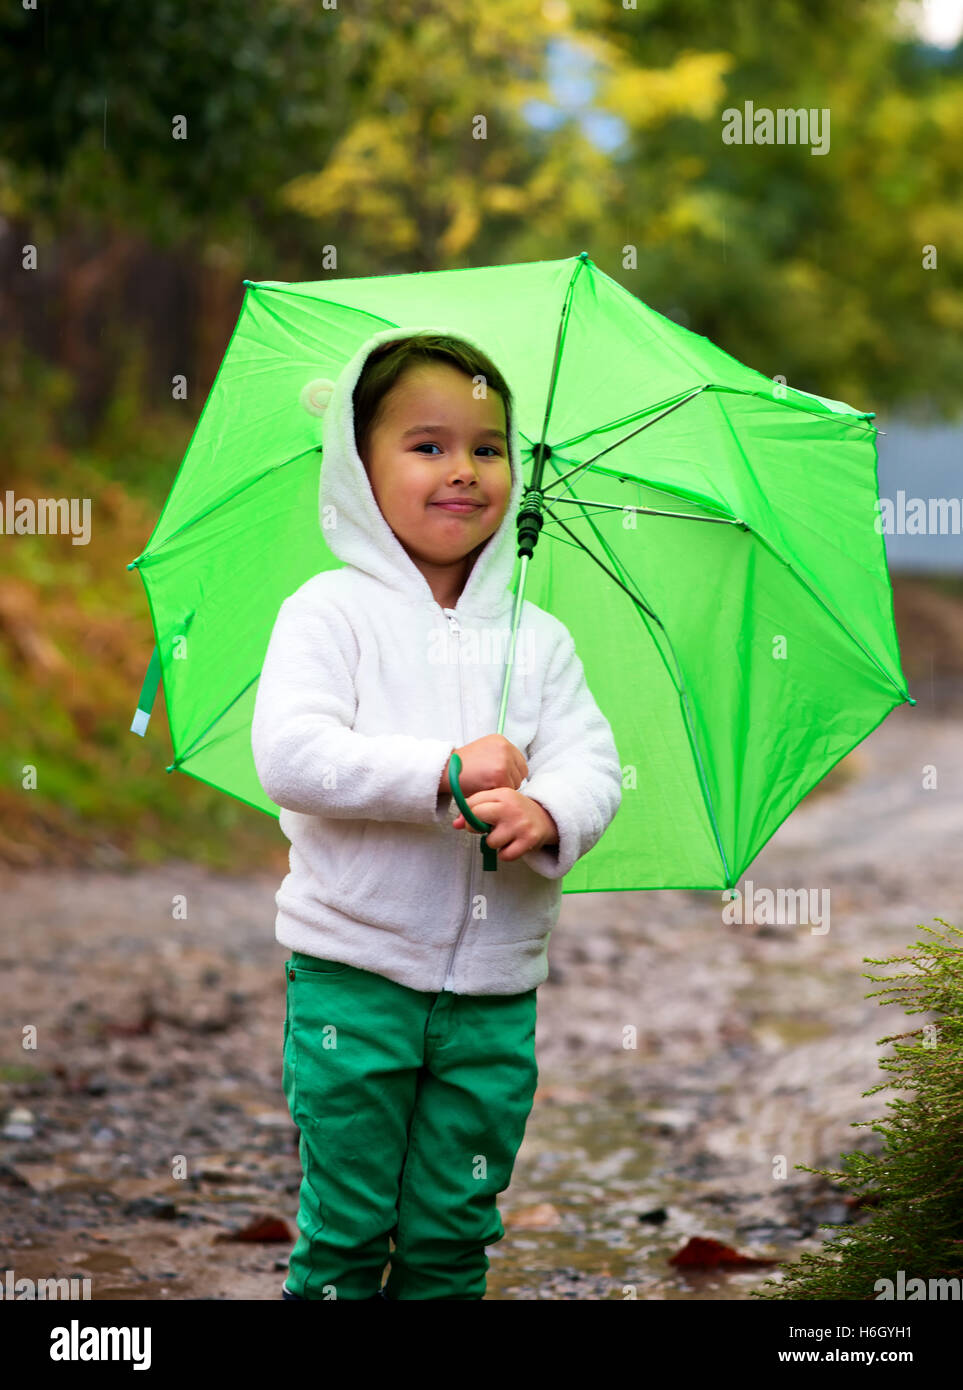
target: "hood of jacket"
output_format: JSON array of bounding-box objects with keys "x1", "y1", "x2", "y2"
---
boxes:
[{"x1": 308, "y1": 325, "x2": 524, "y2": 617}]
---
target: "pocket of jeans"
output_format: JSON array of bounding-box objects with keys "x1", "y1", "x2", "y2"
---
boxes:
[{"x1": 289, "y1": 952, "x2": 352, "y2": 978}]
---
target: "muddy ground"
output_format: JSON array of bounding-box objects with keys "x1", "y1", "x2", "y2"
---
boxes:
[{"x1": 1, "y1": 698, "x2": 960, "y2": 1300}]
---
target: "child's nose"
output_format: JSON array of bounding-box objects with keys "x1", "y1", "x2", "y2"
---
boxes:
[{"x1": 448, "y1": 454, "x2": 480, "y2": 479}]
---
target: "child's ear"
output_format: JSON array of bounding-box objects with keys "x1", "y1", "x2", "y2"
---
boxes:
[{"x1": 300, "y1": 377, "x2": 337, "y2": 417}]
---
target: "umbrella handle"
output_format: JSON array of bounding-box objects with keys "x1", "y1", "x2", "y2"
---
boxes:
[{"x1": 447, "y1": 752, "x2": 498, "y2": 872}]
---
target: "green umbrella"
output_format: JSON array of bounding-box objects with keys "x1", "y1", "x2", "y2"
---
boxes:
[{"x1": 128, "y1": 250, "x2": 914, "y2": 892}]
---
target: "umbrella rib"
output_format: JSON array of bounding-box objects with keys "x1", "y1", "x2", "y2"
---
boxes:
[
  {"x1": 540, "y1": 500, "x2": 733, "y2": 886},
  {"x1": 132, "y1": 445, "x2": 322, "y2": 564},
  {"x1": 548, "y1": 386, "x2": 711, "y2": 454},
  {"x1": 528, "y1": 255, "x2": 591, "y2": 482},
  {"x1": 710, "y1": 396, "x2": 913, "y2": 704},
  {"x1": 250, "y1": 291, "x2": 396, "y2": 355},
  {"x1": 547, "y1": 456, "x2": 736, "y2": 521},
  {"x1": 541, "y1": 387, "x2": 709, "y2": 494},
  {"x1": 541, "y1": 381, "x2": 879, "y2": 499},
  {"x1": 537, "y1": 511, "x2": 663, "y2": 626},
  {"x1": 166, "y1": 673, "x2": 260, "y2": 772},
  {"x1": 538, "y1": 393, "x2": 910, "y2": 706},
  {"x1": 535, "y1": 441, "x2": 739, "y2": 620},
  {"x1": 738, "y1": 526, "x2": 913, "y2": 703},
  {"x1": 546, "y1": 496, "x2": 745, "y2": 525}
]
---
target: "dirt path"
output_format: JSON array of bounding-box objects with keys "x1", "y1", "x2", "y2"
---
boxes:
[{"x1": 1, "y1": 702, "x2": 960, "y2": 1300}]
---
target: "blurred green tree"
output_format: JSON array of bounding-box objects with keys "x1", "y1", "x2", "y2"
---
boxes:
[{"x1": 578, "y1": 0, "x2": 963, "y2": 413}]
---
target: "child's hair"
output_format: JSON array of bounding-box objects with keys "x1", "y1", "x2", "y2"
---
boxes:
[{"x1": 353, "y1": 333, "x2": 514, "y2": 469}]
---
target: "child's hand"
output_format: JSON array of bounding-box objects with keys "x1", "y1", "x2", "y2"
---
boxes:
[
  {"x1": 452, "y1": 789, "x2": 558, "y2": 861},
  {"x1": 441, "y1": 734, "x2": 528, "y2": 798}
]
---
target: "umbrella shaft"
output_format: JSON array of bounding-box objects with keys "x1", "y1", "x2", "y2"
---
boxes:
[{"x1": 497, "y1": 553, "x2": 530, "y2": 735}]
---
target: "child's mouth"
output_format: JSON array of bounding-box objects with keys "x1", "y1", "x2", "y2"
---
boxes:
[{"x1": 431, "y1": 502, "x2": 483, "y2": 514}]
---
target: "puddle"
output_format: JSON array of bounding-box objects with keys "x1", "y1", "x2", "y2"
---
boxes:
[{"x1": 487, "y1": 1085, "x2": 810, "y2": 1300}]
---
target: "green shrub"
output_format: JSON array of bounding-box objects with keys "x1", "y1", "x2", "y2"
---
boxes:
[{"x1": 754, "y1": 918, "x2": 963, "y2": 1301}]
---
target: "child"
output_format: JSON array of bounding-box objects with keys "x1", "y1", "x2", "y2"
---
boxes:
[{"x1": 251, "y1": 325, "x2": 622, "y2": 1300}]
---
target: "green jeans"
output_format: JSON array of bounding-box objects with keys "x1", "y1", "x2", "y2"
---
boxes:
[{"x1": 282, "y1": 950, "x2": 539, "y2": 1300}]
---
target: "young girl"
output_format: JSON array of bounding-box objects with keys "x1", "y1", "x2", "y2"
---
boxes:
[{"x1": 251, "y1": 326, "x2": 622, "y2": 1300}]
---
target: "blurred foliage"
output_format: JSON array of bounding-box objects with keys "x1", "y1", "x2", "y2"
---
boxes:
[
  {"x1": 0, "y1": 0, "x2": 960, "y2": 412},
  {"x1": 0, "y1": 0, "x2": 342, "y2": 245},
  {"x1": 0, "y1": 0, "x2": 961, "y2": 865},
  {"x1": 577, "y1": 0, "x2": 963, "y2": 412},
  {"x1": 0, "y1": 439, "x2": 290, "y2": 873}
]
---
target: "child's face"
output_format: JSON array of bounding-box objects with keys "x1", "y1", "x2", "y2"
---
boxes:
[{"x1": 361, "y1": 362, "x2": 513, "y2": 594}]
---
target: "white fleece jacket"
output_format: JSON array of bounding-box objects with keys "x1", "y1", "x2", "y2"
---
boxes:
[{"x1": 251, "y1": 324, "x2": 622, "y2": 995}]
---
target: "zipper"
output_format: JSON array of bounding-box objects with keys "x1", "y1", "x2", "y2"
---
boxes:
[{"x1": 441, "y1": 606, "x2": 476, "y2": 992}]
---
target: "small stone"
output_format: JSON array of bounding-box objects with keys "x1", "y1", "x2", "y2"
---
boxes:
[
  {"x1": 637, "y1": 1207, "x2": 668, "y2": 1224},
  {"x1": 123, "y1": 1196, "x2": 178, "y2": 1220},
  {"x1": 2, "y1": 1122, "x2": 35, "y2": 1141},
  {"x1": 809, "y1": 1201, "x2": 851, "y2": 1226}
]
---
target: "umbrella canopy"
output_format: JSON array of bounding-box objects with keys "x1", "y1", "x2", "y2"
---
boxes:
[{"x1": 129, "y1": 251, "x2": 914, "y2": 892}]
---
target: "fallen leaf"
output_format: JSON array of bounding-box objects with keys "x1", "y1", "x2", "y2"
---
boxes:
[
  {"x1": 669, "y1": 1236, "x2": 778, "y2": 1269},
  {"x1": 7, "y1": 1163, "x2": 110, "y2": 1195},
  {"x1": 215, "y1": 1214, "x2": 292, "y2": 1243},
  {"x1": 502, "y1": 1203, "x2": 562, "y2": 1230}
]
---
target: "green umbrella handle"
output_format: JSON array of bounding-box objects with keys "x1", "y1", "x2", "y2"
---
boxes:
[{"x1": 447, "y1": 751, "x2": 498, "y2": 872}]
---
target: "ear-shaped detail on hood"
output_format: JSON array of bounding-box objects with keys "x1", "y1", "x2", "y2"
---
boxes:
[
  {"x1": 301, "y1": 377, "x2": 338, "y2": 417},
  {"x1": 316, "y1": 324, "x2": 525, "y2": 616}
]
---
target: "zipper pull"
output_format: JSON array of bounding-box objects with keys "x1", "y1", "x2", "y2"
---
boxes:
[{"x1": 443, "y1": 608, "x2": 461, "y2": 633}]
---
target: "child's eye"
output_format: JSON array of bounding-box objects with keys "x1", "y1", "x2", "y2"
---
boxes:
[{"x1": 413, "y1": 443, "x2": 501, "y2": 457}]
